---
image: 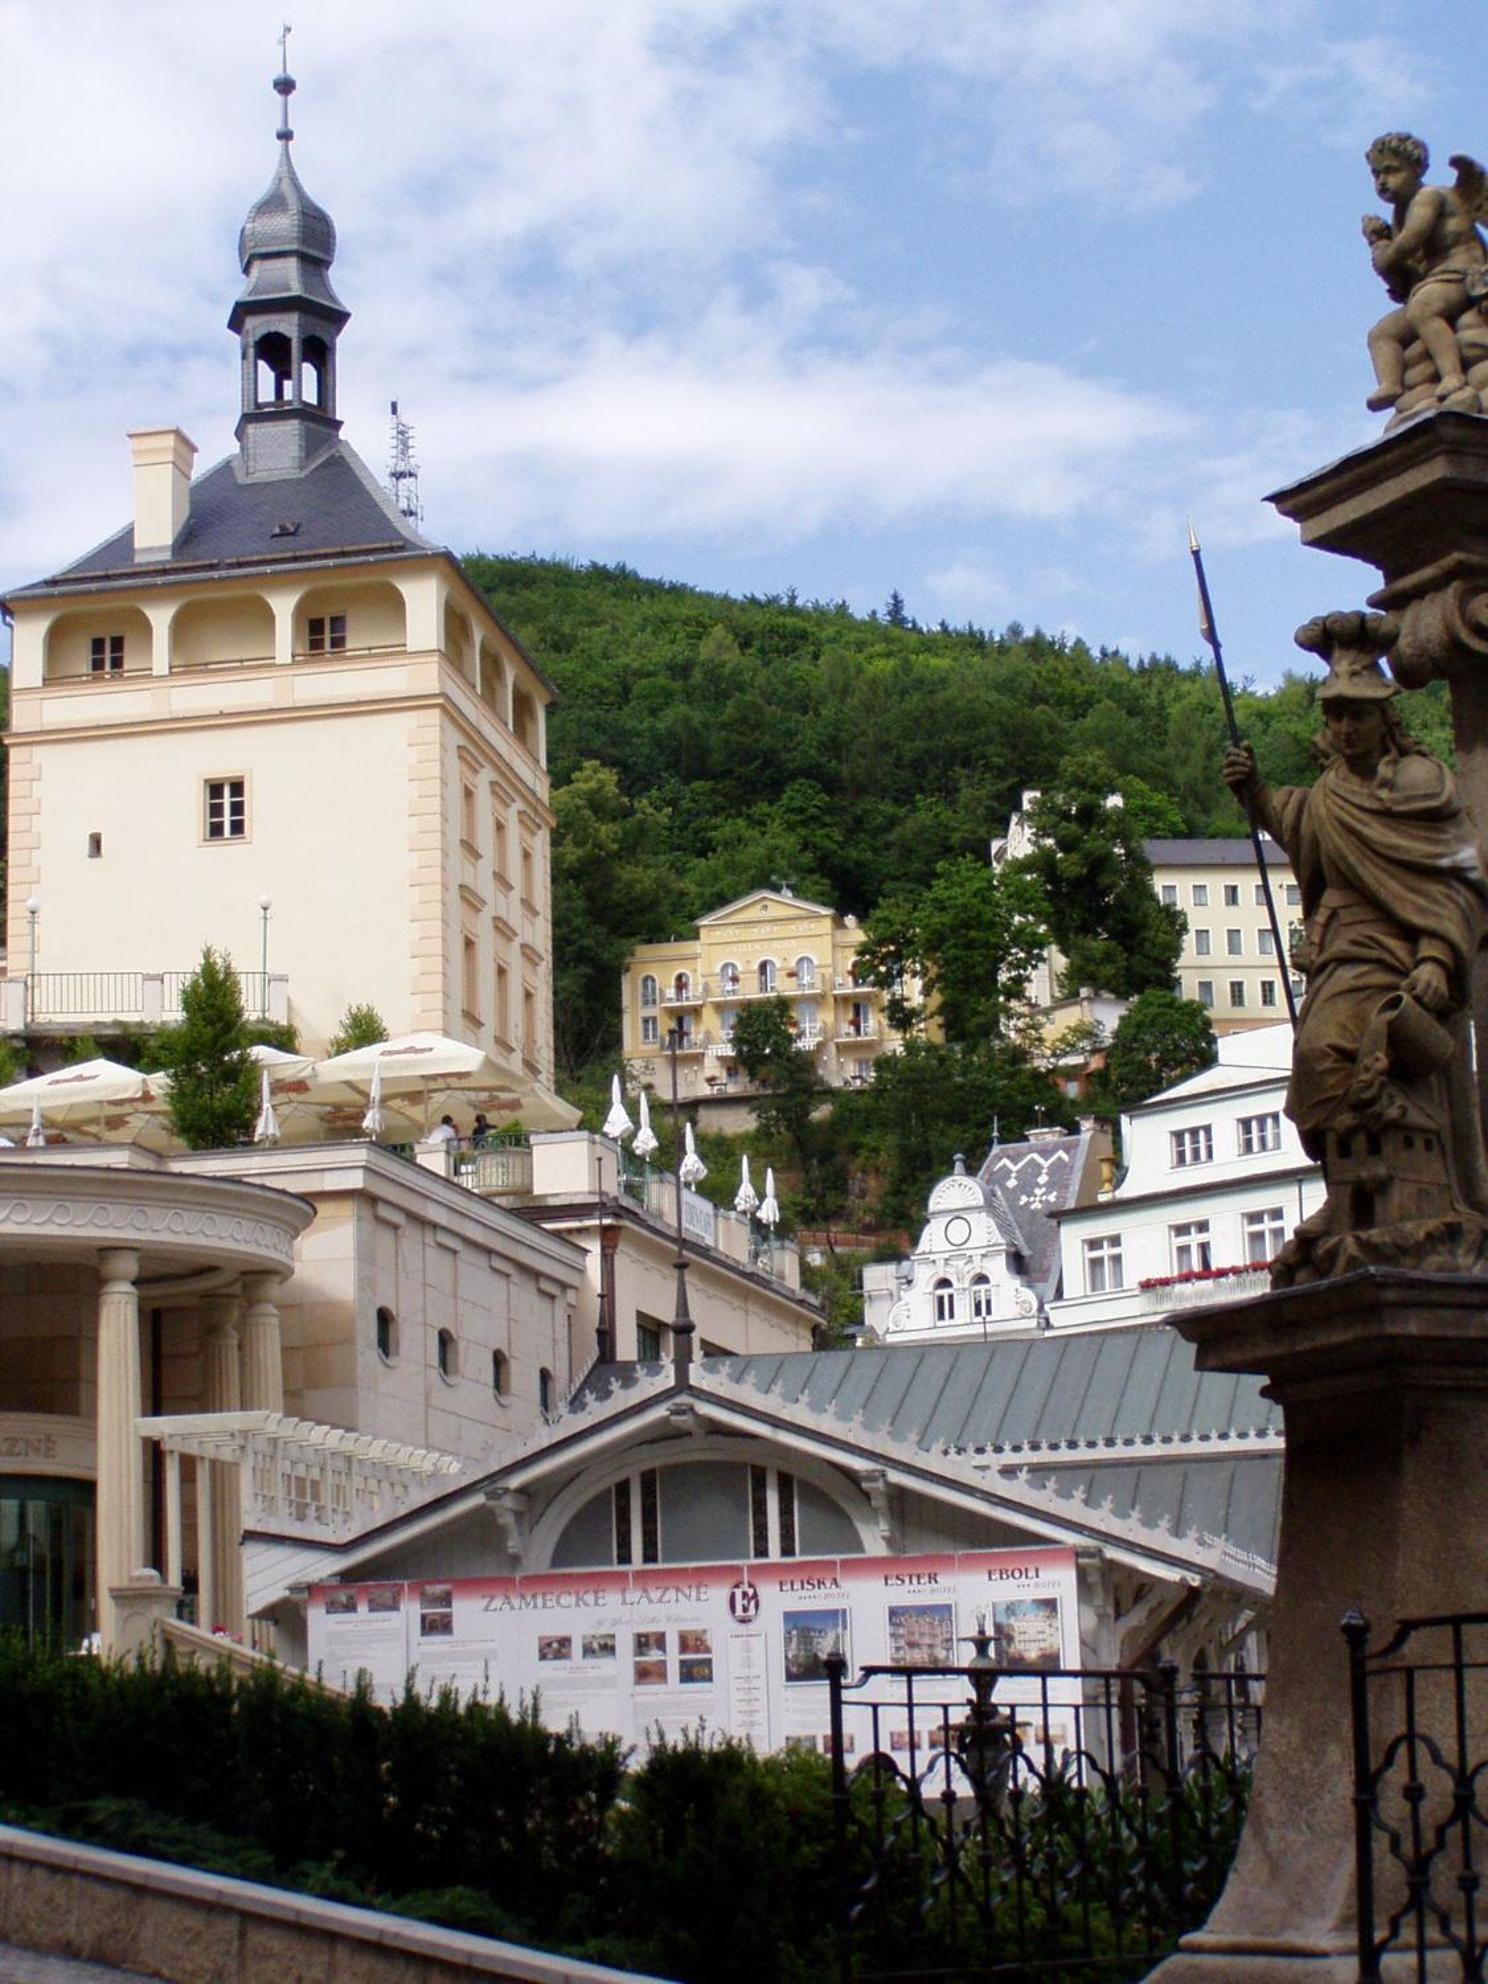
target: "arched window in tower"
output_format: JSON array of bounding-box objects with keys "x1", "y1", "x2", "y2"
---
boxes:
[
  {"x1": 254, "y1": 331, "x2": 293, "y2": 408},
  {"x1": 640, "y1": 975, "x2": 658, "y2": 1009},
  {"x1": 719, "y1": 962, "x2": 740, "y2": 995},
  {"x1": 301, "y1": 334, "x2": 329, "y2": 410},
  {"x1": 970, "y1": 1276, "x2": 994, "y2": 1325},
  {"x1": 758, "y1": 959, "x2": 777, "y2": 994},
  {"x1": 673, "y1": 971, "x2": 692, "y2": 1002},
  {"x1": 933, "y1": 1278, "x2": 957, "y2": 1325},
  {"x1": 795, "y1": 955, "x2": 817, "y2": 991}
]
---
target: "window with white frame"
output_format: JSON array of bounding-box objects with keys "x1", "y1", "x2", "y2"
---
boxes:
[
  {"x1": 1160, "y1": 883, "x2": 1178, "y2": 906},
  {"x1": 1224, "y1": 883, "x2": 1240, "y2": 906},
  {"x1": 1237, "y1": 1111, "x2": 1282, "y2": 1155},
  {"x1": 970, "y1": 1275, "x2": 994, "y2": 1323},
  {"x1": 719, "y1": 961, "x2": 740, "y2": 995},
  {"x1": 640, "y1": 975, "x2": 658, "y2": 1008},
  {"x1": 932, "y1": 1277, "x2": 957, "y2": 1323},
  {"x1": 1261, "y1": 980, "x2": 1278, "y2": 1008},
  {"x1": 307, "y1": 613, "x2": 347, "y2": 654},
  {"x1": 641, "y1": 1015, "x2": 659, "y2": 1045},
  {"x1": 1230, "y1": 980, "x2": 1247, "y2": 1008},
  {"x1": 1285, "y1": 884, "x2": 1301, "y2": 906},
  {"x1": 204, "y1": 777, "x2": 246, "y2": 841},
  {"x1": 1258, "y1": 929, "x2": 1275, "y2": 956},
  {"x1": 1244, "y1": 1206, "x2": 1288, "y2": 1264},
  {"x1": 1170, "y1": 1220, "x2": 1213, "y2": 1275},
  {"x1": 1226, "y1": 928, "x2": 1243, "y2": 956},
  {"x1": 1170, "y1": 1124, "x2": 1213, "y2": 1168},
  {"x1": 1197, "y1": 979, "x2": 1215, "y2": 1009},
  {"x1": 90, "y1": 634, "x2": 125, "y2": 675},
  {"x1": 1192, "y1": 883, "x2": 1209, "y2": 906},
  {"x1": 1194, "y1": 929, "x2": 1212, "y2": 957},
  {"x1": 1083, "y1": 1235, "x2": 1124, "y2": 1294},
  {"x1": 795, "y1": 955, "x2": 817, "y2": 990},
  {"x1": 758, "y1": 959, "x2": 777, "y2": 993}
]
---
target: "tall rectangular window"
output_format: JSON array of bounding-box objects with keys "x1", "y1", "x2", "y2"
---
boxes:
[
  {"x1": 777, "y1": 1472, "x2": 797, "y2": 1559},
  {"x1": 1170, "y1": 1220, "x2": 1212, "y2": 1275},
  {"x1": 523, "y1": 986, "x2": 537, "y2": 1055},
  {"x1": 1194, "y1": 929, "x2": 1212, "y2": 957},
  {"x1": 493, "y1": 813, "x2": 509, "y2": 881},
  {"x1": 1230, "y1": 980, "x2": 1247, "y2": 1008},
  {"x1": 520, "y1": 843, "x2": 535, "y2": 903},
  {"x1": 1083, "y1": 1234, "x2": 1124, "y2": 1293},
  {"x1": 462, "y1": 935, "x2": 480, "y2": 1017},
  {"x1": 90, "y1": 634, "x2": 125, "y2": 675},
  {"x1": 641, "y1": 1014, "x2": 659, "y2": 1045},
  {"x1": 307, "y1": 614, "x2": 347, "y2": 653},
  {"x1": 1254, "y1": 883, "x2": 1268, "y2": 906},
  {"x1": 1261, "y1": 980, "x2": 1278, "y2": 1009},
  {"x1": 1238, "y1": 1112, "x2": 1282, "y2": 1155},
  {"x1": 495, "y1": 960, "x2": 511, "y2": 1040},
  {"x1": 1285, "y1": 884, "x2": 1301, "y2": 906},
  {"x1": 1197, "y1": 979, "x2": 1215, "y2": 1009},
  {"x1": 639, "y1": 1469, "x2": 660, "y2": 1565},
  {"x1": 461, "y1": 783, "x2": 478, "y2": 851},
  {"x1": 204, "y1": 777, "x2": 246, "y2": 841},
  {"x1": 636, "y1": 1319, "x2": 662, "y2": 1360},
  {"x1": 1170, "y1": 1125, "x2": 1213, "y2": 1168},
  {"x1": 1258, "y1": 930, "x2": 1275, "y2": 956},
  {"x1": 1226, "y1": 928, "x2": 1244, "y2": 956},
  {"x1": 1244, "y1": 1206, "x2": 1288, "y2": 1264},
  {"x1": 750, "y1": 1466, "x2": 770, "y2": 1558},
  {"x1": 613, "y1": 1478, "x2": 633, "y2": 1566}
]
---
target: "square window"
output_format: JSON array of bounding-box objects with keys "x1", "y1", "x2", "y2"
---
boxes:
[
  {"x1": 204, "y1": 777, "x2": 246, "y2": 841},
  {"x1": 1083, "y1": 1235, "x2": 1124, "y2": 1294},
  {"x1": 1160, "y1": 883, "x2": 1178, "y2": 906},
  {"x1": 1245, "y1": 1206, "x2": 1287, "y2": 1263},
  {"x1": 1170, "y1": 1220, "x2": 1212, "y2": 1275},
  {"x1": 1192, "y1": 884, "x2": 1209, "y2": 907},
  {"x1": 1224, "y1": 884, "x2": 1240, "y2": 907},
  {"x1": 90, "y1": 634, "x2": 125, "y2": 675},
  {"x1": 307, "y1": 614, "x2": 347, "y2": 654},
  {"x1": 1230, "y1": 980, "x2": 1247, "y2": 1008},
  {"x1": 1170, "y1": 1125, "x2": 1213, "y2": 1168}
]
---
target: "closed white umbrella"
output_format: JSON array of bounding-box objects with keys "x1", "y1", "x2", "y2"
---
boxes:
[
  {"x1": 632, "y1": 1089, "x2": 659, "y2": 1160},
  {"x1": 361, "y1": 1058, "x2": 387, "y2": 1138},
  {"x1": 25, "y1": 1098, "x2": 45, "y2": 1149},
  {"x1": 734, "y1": 1154, "x2": 759, "y2": 1215},
  {"x1": 602, "y1": 1073, "x2": 634, "y2": 1142},
  {"x1": 254, "y1": 1067, "x2": 280, "y2": 1145},
  {"x1": 679, "y1": 1120, "x2": 707, "y2": 1187},
  {"x1": 758, "y1": 1167, "x2": 780, "y2": 1229}
]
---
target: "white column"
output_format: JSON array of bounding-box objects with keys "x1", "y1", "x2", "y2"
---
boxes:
[
  {"x1": 239, "y1": 1273, "x2": 285, "y2": 1415},
  {"x1": 96, "y1": 1247, "x2": 143, "y2": 1650},
  {"x1": 201, "y1": 1292, "x2": 244, "y2": 1637}
]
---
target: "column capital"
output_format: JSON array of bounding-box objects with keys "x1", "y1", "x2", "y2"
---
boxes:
[
  {"x1": 200, "y1": 1288, "x2": 242, "y2": 1343},
  {"x1": 241, "y1": 1270, "x2": 286, "y2": 1302},
  {"x1": 98, "y1": 1247, "x2": 140, "y2": 1286}
]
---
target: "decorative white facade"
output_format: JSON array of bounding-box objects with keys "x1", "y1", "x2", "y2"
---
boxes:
[
  {"x1": 862, "y1": 1157, "x2": 1041, "y2": 1341},
  {"x1": 1049, "y1": 1024, "x2": 1324, "y2": 1331}
]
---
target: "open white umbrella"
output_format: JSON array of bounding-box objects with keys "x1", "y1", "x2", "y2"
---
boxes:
[
  {"x1": 602, "y1": 1073, "x2": 634, "y2": 1142},
  {"x1": 0, "y1": 1058, "x2": 170, "y2": 1147},
  {"x1": 316, "y1": 1031, "x2": 579, "y2": 1135},
  {"x1": 361, "y1": 1058, "x2": 388, "y2": 1137},
  {"x1": 734, "y1": 1154, "x2": 759, "y2": 1215},
  {"x1": 253, "y1": 1067, "x2": 280, "y2": 1145},
  {"x1": 679, "y1": 1120, "x2": 707, "y2": 1187},
  {"x1": 758, "y1": 1167, "x2": 780, "y2": 1229},
  {"x1": 632, "y1": 1089, "x2": 659, "y2": 1160},
  {"x1": 25, "y1": 1098, "x2": 45, "y2": 1149}
]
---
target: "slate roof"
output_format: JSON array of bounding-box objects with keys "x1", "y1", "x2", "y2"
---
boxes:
[
  {"x1": 977, "y1": 1128, "x2": 1095, "y2": 1303},
  {"x1": 8, "y1": 441, "x2": 434, "y2": 600},
  {"x1": 1019, "y1": 1453, "x2": 1280, "y2": 1568},
  {"x1": 701, "y1": 1331, "x2": 1280, "y2": 1456},
  {"x1": 1143, "y1": 837, "x2": 1289, "y2": 866}
]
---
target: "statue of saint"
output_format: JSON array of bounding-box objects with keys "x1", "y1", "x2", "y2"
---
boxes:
[
  {"x1": 1363, "y1": 132, "x2": 1488, "y2": 420},
  {"x1": 1223, "y1": 611, "x2": 1488, "y2": 1282}
]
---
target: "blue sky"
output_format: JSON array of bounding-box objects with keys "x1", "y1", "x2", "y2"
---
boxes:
[{"x1": 2, "y1": 0, "x2": 1484, "y2": 685}]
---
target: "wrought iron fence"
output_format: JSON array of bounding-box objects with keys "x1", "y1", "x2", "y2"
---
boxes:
[
  {"x1": 1346, "y1": 1609, "x2": 1488, "y2": 1981},
  {"x1": 826, "y1": 1633, "x2": 1262, "y2": 1982},
  {"x1": 27, "y1": 972, "x2": 146, "y2": 1020}
]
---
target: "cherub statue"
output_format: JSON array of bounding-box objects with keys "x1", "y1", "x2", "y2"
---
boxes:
[
  {"x1": 1363, "y1": 132, "x2": 1488, "y2": 418},
  {"x1": 1223, "y1": 610, "x2": 1488, "y2": 1282}
]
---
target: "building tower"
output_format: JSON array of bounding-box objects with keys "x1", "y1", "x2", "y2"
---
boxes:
[{"x1": 2, "y1": 73, "x2": 569, "y2": 1119}]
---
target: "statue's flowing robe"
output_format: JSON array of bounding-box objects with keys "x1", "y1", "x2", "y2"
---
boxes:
[{"x1": 1262, "y1": 749, "x2": 1488, "y2": 1211}]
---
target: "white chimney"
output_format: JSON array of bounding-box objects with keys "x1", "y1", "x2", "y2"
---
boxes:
[{"x1": 128, "y1": 428, "x2": 197, "y2": 561}]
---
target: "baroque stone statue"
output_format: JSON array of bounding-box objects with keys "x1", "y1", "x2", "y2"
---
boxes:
[
  {"x1": 1364, "y1": 132, "x2": 1488, "y2": 424},
  {"x1": 1223, "y1": 610, "x2": 1488, "y2": 1282}
]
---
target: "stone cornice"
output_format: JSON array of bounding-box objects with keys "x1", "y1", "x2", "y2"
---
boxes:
[{"x1": 0, "y1": 1161, "x2": 312, "y2": 1273}]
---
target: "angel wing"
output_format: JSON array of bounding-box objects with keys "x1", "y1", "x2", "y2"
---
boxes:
[{"x1": 1450, "y1": 153, "x2": 1488, "y2": 224}]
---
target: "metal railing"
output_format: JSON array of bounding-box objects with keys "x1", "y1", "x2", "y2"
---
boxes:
[
  {"x1": 1346, "y1": 1609, "x2": 1488, "y2": 1980},
  {"x1": 26, "y1": 972, "x2": 146, "y2": 1020},
  {"x1": 828, "y1": 1638, "x2": 1261, "y2": 1982},
  {"x1": 160, "y1": 969, "x2": 270, "y2": 1017}
]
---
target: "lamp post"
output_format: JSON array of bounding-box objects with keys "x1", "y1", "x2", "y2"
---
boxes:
[
  {"x1": 257, "y1": 896, "x2": 272, "y2": 1019},
  {"x1": 25, "y1": 897, "x2": 39, "y2": 1027},
  {"x1": 666, "y1": 1026, "x2": 696, "y2": 1381}
]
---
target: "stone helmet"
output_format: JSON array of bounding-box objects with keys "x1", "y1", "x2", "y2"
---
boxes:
[{"x1": 1295, "y1": 609, "x2": 1401, "y2": 703}]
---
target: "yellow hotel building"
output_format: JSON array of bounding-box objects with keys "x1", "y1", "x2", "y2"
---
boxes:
[{"x1": 621, "y1": 889, "x2": 917, "y2": 1121}]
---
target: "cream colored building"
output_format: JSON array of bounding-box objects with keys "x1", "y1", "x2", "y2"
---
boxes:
[
  {"x1": 2, "y1": 93, "x2": 558, "y2": 1096},
  {"x1": 621, "y1": 889, "x2": 914, "y2": 1118}
]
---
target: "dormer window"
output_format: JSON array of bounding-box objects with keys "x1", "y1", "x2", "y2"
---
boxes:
[
  {"x1": 90, "y1": 635, "x2": 125, "y2": 675},
  {"x1": 307, "y1": 614, "x2": 346, "y2": 654}
]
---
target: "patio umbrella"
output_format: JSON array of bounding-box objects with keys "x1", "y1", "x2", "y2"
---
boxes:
[
  {"x1": 758, "y1": 1167, "x2": 780, "y2": 1229},
  {"x1": 679, "y1": 1120, "x2": 707, "y2": 1187},
  {"x1": 601, "y1": 1073, "x2": 634, "y2": 1142},
  {"x1": 361, "y1": 1059, "x2": 388, "y2": 1138},
  {"x1": 0, "y1": 1058, "x2": 170, "y2": 1147},
  {"x1": 253, "y1": 1068, "x2": 280, "y2": 1145},
  {"x1": 734, "y1": 1154, "x2": 759, "y2": 1215},
  {"x1": 632, "y1": 1089, "x2": 659, "y2": 1160},
  {"x1": 25, "y1": 1098, "x2": 45, "y2": 1149},
  {"x1": 315, "y1": 1032, "x2": 579, "y2": 1135}
]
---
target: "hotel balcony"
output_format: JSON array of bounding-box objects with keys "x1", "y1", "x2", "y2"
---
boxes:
[
  {"x1": 1143, "y1": 1267, "x2": 1271, "y2": 1310},
  {"x1": 1, "y1": 969, "x2": 290, "y2": 1033}
]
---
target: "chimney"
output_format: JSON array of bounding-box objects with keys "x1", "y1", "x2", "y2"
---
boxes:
[{"x1": 128, "y1": 428, "x2": 197, "y2": 561}]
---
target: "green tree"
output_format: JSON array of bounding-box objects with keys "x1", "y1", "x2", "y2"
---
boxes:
[
  {"x1": 859, "y1": 857, "x2": 1051, "y2": 1044},
  {"x1": 729, "y1": 1000, "x2": 843, "y2": 1228},
  {"x1": 327, "y1": 1004, "x2": 388, "y2": 1056},
  {"x1": 1022, "y1": 759, "x2": 1185, "y2": 997},
  {"x1": 156, "y1": 948, "x2": 257, "y2": 1150},
  {"x1": 1098, "y1": 990, "x2": 1217, "y2": 1112}
]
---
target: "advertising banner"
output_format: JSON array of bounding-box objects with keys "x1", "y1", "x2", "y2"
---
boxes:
[{"x1": 309, "y1": 1546, "x2": 1079, "y2": 1757}]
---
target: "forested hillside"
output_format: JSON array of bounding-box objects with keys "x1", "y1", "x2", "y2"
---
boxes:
[{"x1": 465, "y1": 552, "x2": 1452, "y2": 1081}]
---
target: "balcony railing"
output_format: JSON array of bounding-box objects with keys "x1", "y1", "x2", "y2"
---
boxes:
[
  {"x1": 453, "y1": 1143, "x2": 534, "y2": 1195},
  {"x1": 1145, "y1": 1267, "x2": 1271, "y2": 1309},
  {"x1": 9, "y1": 969, "x2": 288, "y2": 1028},
  {"x1": 836, "y1": 1021, "x2": 878, "y2": 1041}
]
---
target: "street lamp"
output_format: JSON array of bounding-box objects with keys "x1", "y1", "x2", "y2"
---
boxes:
[
  {"x1": 258, "y1": 895, "x2": 272, "y2": 1019},
  {"x1": 24, "y1": 898, "x2": 39, "y2": 1026},
  {"x1": 666, "y1": 1026, "x2": 696, "y2": 1380}
]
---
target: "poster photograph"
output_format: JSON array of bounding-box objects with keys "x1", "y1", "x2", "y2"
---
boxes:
[{"x1": 309, "y1": 1546, "x2": 1079, "y2": 1757}]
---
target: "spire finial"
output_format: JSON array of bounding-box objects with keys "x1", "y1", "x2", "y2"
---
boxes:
[{"x1": 274, "y1": 23, "x2": 295, "y2": 143}]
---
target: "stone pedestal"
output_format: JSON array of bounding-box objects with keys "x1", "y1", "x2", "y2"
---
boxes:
[{"x1": 1148, "y1": 1268, "x2": 1488, "y2": 1982}]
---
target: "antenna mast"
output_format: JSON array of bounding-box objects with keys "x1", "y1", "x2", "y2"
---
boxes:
[{"x1": 387, "y1": 400, "x2": 423, "y2": 526}]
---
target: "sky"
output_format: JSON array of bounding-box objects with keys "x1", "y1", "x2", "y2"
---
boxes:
[{"x1": 2, "y1": 0, "x2": 1484, "y2": 686}]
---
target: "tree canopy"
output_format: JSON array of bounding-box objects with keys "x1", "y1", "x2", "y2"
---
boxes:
[{"x1": 155, "y1": 948, "x2": 258, "y2": 1151}]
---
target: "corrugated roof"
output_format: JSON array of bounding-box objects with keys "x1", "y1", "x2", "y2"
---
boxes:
[
  {"x1": 10, "y1": 440, "x2": 432, "y2": 597},
  {"x1": 702, "y1": 1329, "x2": 1280, "y2": 1455},
  {"x1": 1022, "y1": 1454, "x2": 1282, "y2": 1567}
]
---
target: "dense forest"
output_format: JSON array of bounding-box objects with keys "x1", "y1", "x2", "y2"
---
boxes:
[{"x1": 465, "y1": 552, "x2": 1453, "y2": 1080}]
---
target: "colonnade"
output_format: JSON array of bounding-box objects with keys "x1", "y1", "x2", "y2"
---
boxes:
[{"x1": 95, "y1": 1253, "x2": 286, "y2": 1649}]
